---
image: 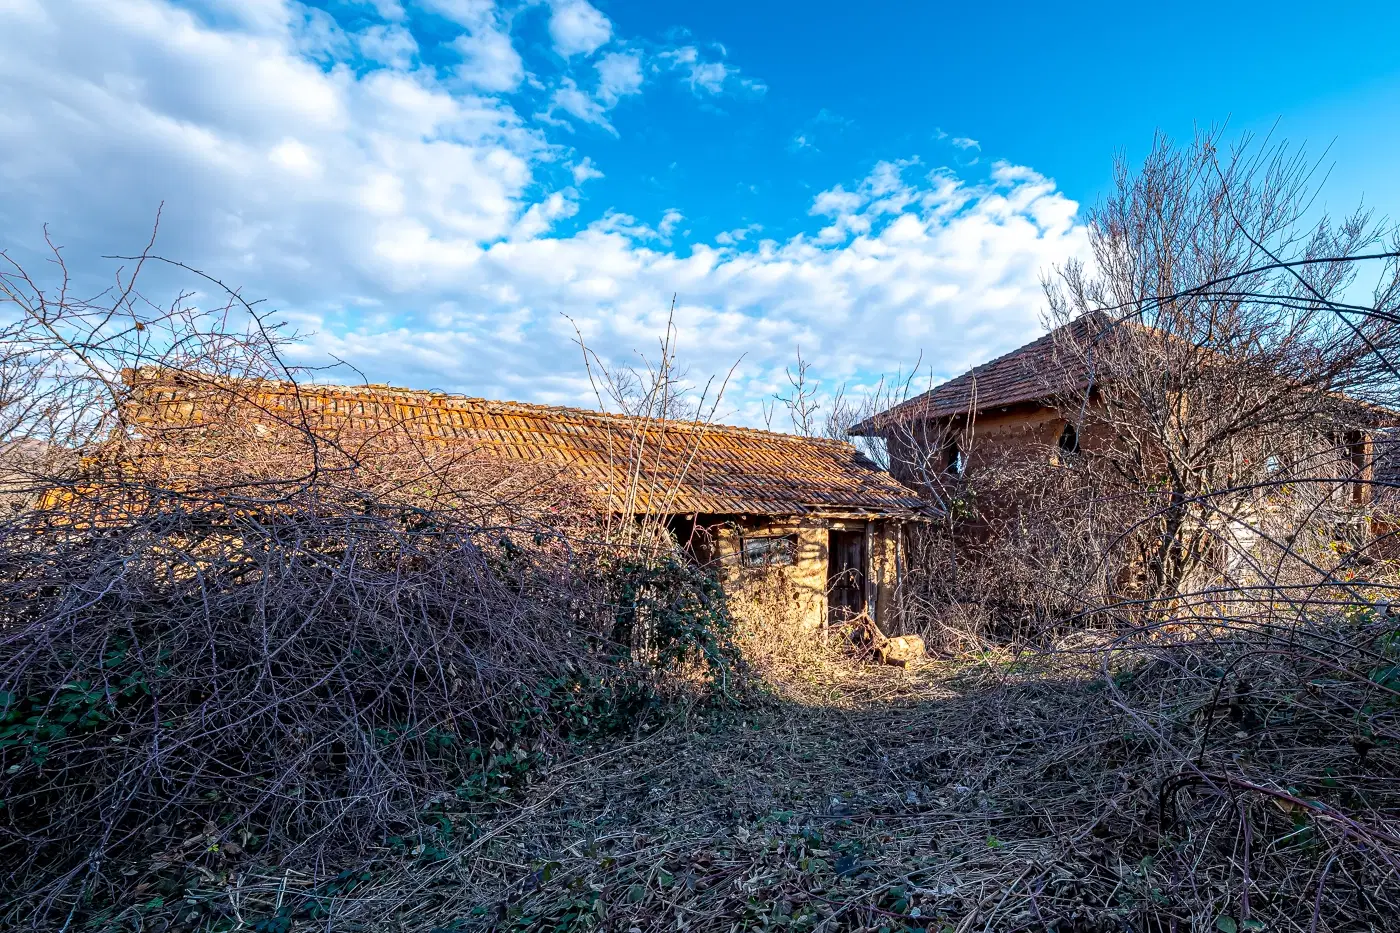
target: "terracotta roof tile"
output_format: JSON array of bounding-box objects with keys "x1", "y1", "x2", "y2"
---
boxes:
[
  {"x1": 851, "y1": 315, "x2": 1397, "y2": 434},
  {"x1": 850, "y1": 319, "x2": 1096, "y2": 433},
  {"x1": 123, "y1": 372, "x2": 927, "y2": 518}
]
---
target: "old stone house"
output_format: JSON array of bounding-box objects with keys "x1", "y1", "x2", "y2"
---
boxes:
[{"x1": 121, "y1": 373, "x2": 928, "y2": 632}]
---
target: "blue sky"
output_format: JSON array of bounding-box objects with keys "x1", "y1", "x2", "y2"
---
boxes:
[{"x1": 2, "y1": 0, "x2": 1399, "y2": 427}]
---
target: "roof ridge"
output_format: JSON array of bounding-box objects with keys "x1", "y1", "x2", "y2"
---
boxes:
[{"x1": 122, "y1": 368, "x2": 857, "y2": 451}]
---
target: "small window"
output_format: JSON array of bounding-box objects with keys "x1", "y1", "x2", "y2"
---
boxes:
[
  {"x1": 741, "y1": 534, "x2": 798, "y2": 568},
  {"x1": 1058, "y1": 422, "x2": 1080, "y2": 456},
  {"x1": 943, "y1": 439, "x2": 965, "y2": 478}
]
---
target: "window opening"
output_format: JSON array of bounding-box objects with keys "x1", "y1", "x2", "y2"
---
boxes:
[
  {"x1": 943, "y1": 438, "x2": 964, "y2": 477},
  {"x1": 1058, "y1": 422, "x2": 1080, "y2": 456},
  {"x1": 740, "y1": 534, "x2": 798, "y2": 568}
]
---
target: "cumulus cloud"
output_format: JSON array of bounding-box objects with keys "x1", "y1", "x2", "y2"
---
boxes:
[
  {"x1": 423, "y1": 0, "x2": 499, "y2": 26},
  {"x1": 422, "y1": 0, "x2": 526, "y2": 91},
  {"x1": 452, "y1": 26, "x2": 523, "y2": 91},
  {"x1": 0, "y1": 0, "x2": 1088, "y2": 423},
  {"x1": 538, "y1": 50, "x2": 641, "y2": 132},
  {"x1": 358, "y1": 24, "x2": 418, "y2": 69},
  {"x1": 570, "y1": 156, "x2": 604, "y2": 184},
  {"x1": 547, "y1": 0, "x2": 612, "y2": 58},
  {"x1": 657, "y1": 209, "x2": 684, "y2": 238},
  {"x1": 369, "y1": 0, "x2": 408, "y2": 18},
  {"x1": 715, "y1": 223, "x2": 762, "y2": 245},
  {"x1": 542, "y1": 77, "x2": 616, "y2": 133},
  {"x1": 595, "y1": 50, "x2": 644, "y2": 105}
]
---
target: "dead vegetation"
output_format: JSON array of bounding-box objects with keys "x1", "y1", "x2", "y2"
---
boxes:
[
  {"x1": 0, "y1": 238, "x2": 741, "y2": 930},
  {"x1": 127, "y1": 614, "x2": 1392, "y2": 933},
  {"x1": 2, "y1": 130, "x2": 1400, "y2": 933}
]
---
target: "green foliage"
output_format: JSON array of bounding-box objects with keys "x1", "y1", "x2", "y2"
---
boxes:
[
  {"x1": 536, "y1": 670, "x2": 656, "y2": 738},
  {"x1": 606, "y1": 555, "x2": 740, "y2": 690},
  {"x1": 454, "y1": 742, "x2": 538, "y2": 801},
  {"x1": 0, "y1": 648, "x2": 148, "y2": 770}
]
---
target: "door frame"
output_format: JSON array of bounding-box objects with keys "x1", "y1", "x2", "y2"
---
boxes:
[{"x1": 827, "y1": 524, "x2": 868, "y2": 624}]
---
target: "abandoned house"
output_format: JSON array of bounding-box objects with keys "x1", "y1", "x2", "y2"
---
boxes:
[
  {"x1": 851, "y1": 319, "x2": 1393, "y2": 493},
  {"x1": 849, "y1": 317, "x2": 1399, "y2": 571},
  {"x1": 120, "y1": 372, "x2": 929, "y2": 632}
]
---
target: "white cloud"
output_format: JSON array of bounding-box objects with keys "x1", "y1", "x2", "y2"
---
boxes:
[
  {"x1": 432, "y1": 2, "x2": 525, "y2": 92},
  {"x1": 547, "y1": 0, "x2": 611, "y2": 58},
  {"x1": 541, "y1": 50, "x2": 642, "y2": 132},
  {"x1": 658, "y1": 209, "x2": 683, "y2": 238},
  {"x1": 0, "y1": 0, "x2": 1088, "y2": 421},
  {"x1": 951, "y1": 136, "x2": 980, "y2": 150},
  {"x1": 511, "y1": 189, "x2": 579, "y2": 240},
  {"x1": 689, "y1": 61, "x2": 728, "y2": 94},
  {"x1": 543, "y1": 78, "x2": 615, "y2": 133},
  {"x1": 811, "y1": 185, "x2": 863, "y2": 217},
  {"x1": 570, "y1": 156, "x2": 604, "y2": 183},
  {"x1": 367, "y1": 0, "x2": 407, "y2": 19},
  {"x1": 358, "y1": 23, "x2": 417, "y2": 68},
  {"x1": 452, "y1": 27, "x2": 524, "y2": 91},
  {"x1": 421, "y1": 0, "x2": 496, "y2": 26},
  {"x1": 595, "y1": 50, "x2": 643, "y2": 105},
  {"x1": 715, "y1": 223, "x2": 761, "y2": 245},
  {"x1": 268, "y1": 138, "x2": 321, "y2": 177},
  {"x1": 659, "y1": 44, "x2": 759, "y2": 97}
]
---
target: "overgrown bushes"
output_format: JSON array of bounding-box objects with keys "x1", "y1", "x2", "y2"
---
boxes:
[
  {"x1": 0, "y1": 471, "x2": 740, "y2": 929},
  {"x1": 0, "y1": 233, "x2": 752, "y2": 929}
]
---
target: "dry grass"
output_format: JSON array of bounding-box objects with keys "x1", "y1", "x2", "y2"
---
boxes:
[{"x1": 157, "y1": 606, "x2": 1392, "y2": 933}]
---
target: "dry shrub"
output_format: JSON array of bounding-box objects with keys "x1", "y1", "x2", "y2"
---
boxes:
[
  {"x1": 0, "y1": 437, "x2": 742, "y2": 930},
  {"x1": 725, "y1": 568, "x2": 845, "y2": 703},
  {"x1": 878, "y1": 131, "x2": 1400, "y2": 929},
  {"x1": 723, "y1": 566, "x2": 929, "y2": 707},
  {"x1": 0, "y1": 242, "x2": 742, "y2": 929},
  {"x1": 899, "y1": 456, "x2": 1126, "y2": 649}
]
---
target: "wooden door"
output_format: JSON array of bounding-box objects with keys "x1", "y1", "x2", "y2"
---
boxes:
[{"x1": 828, "y1": 529, "x2": 866, "y2": 622}]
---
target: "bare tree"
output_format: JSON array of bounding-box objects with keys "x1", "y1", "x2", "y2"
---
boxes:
[
  {"x1": 0, "y1": 233, "x2": 743, "y2": 930},
  {"x1": 1044, "y1": 129, "x2": 1400, "y2": 603},
  {"x1": 775, "y1": 347, "x2": 821, "y2": 436}
]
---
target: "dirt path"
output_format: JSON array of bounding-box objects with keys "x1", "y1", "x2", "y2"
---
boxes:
[{"x1": 390, "y1": 659, "x2": 1154, "y2": 933}]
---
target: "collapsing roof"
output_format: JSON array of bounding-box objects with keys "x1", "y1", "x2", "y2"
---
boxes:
[{"x1": 122, "y1": 371, "x2": 929, "y2": 519}]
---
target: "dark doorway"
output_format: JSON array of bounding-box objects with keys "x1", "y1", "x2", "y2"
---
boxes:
[{"x1": 828, "y1": 529, "x2": 866, "y2": 622}]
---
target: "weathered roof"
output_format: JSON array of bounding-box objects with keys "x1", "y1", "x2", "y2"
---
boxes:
[
  {"x1": 122, "y1": 372, "x2": 928, "y2": 519},
  {"x1": 850, "y1": 315, "x2": 1400, "y2": 436},
  {"x1": 850, "y1": 319, "x2": 1094, "y2": 434}
]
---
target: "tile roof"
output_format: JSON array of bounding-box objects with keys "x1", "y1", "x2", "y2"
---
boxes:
[
  {"x1": 849, "y1": 315, "x2": 1399, "y2": 435},
  {"x1": 850, "y1": 318, "x2": 1096, "y2": 433},
  {"x1": 121, "y1": 371, "x2": 928, "y2": 518}
]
